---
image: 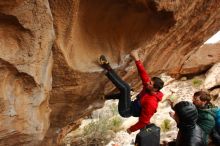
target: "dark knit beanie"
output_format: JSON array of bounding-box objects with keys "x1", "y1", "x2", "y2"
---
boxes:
[{"x1": 174, "y1": 101, "x2": 198, "y2": 124}]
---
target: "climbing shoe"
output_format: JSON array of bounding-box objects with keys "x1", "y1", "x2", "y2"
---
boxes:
[
  {"x1": 99, "y1": 55, "x2": 109, "y2": 65},
  {"x1": 99, "y1": 55, "x2": 111, "y2": 70}
]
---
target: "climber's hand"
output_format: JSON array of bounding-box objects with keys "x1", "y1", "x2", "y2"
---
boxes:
[{"x1": 130, "y1": 49, "x2": 140, "y2": 61}]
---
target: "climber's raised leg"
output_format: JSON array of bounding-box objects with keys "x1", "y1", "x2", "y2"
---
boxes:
[{"x1": 99, "y1": 55, "x2": 131, "y2": 117}]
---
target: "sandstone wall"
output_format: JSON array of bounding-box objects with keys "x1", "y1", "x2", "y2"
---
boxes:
[
  {"x1": 0, "y1": 0, "x2": 54, "y2": 145},
  {"x1": 180, "y1": 43, "x2": 220, "y2": 76},
  {"x1": 0, "y1": 0, "x2": 219, "y2": 145}
]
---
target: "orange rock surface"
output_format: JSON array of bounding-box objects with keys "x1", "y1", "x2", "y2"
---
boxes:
[{"x1": 0, "y1": 0, "x2": 219, "y2": 145}]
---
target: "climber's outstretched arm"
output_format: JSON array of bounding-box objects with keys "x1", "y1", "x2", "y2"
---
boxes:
[{"x1": 130, "y1": 50, "x2": 151, "y2": 86}]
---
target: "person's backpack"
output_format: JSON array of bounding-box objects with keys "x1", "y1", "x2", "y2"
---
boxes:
[{"x1": 135, "y1": 123, "x2": 160, "y2": 146}]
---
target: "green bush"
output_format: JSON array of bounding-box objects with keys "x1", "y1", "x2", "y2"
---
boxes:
[
  {"x1": 110, "y1": 102, "x2": 118, "y2": 116},
  {"x1": 192, "y1": 79, "x2": 203, "y2": 87},
  {"x1": 109, "y1": 116, "x2": 123, "y2": 132},
  {"x1": 81, "y1": 105, "x2": 123, "y2": 145},
  {"x1": 82, "y1": 118, "x2": 109, "y2": 145},
  {"x1": 160, "y1": 119, "x2": 171, "y2": 132}
]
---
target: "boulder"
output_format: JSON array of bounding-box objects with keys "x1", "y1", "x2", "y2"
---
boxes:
[{"x1": 203, "y1": 63, "x2": 220, "y2": 89}]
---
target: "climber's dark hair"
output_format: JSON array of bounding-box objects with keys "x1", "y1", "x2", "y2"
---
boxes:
[{"x1": 152, "y1": 77, "x2": 164, "y2": 91}]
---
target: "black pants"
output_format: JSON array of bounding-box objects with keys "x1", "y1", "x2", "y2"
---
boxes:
[{"x1": 105, "y1": 69, "x2": 132, "y2": 117}]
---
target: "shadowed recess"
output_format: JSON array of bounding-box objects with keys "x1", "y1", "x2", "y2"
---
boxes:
[{"x1": 50, "y1": 0, "x2": 175, "y2": 72}]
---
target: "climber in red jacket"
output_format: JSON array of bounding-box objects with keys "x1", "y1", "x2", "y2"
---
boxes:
[{"x1": 99, "y1": 49, "x2": 164, "y2": 134}]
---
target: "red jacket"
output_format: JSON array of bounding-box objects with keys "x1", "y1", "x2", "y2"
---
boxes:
[{"x1": 129, "y1": 60, "x2": 163, "y2": 132}]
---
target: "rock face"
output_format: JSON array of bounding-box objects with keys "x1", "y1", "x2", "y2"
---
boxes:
[
  {"x1": 203, "y1": 63, "x2": 220, "y2": 90},
  {"x1": 0, "y1": 0, "x2": 220, "y2": 145},
  {"x1": 180, "y1": 43, "x2": 220, "y2": 76},
  {"x1": 0, "y1": 0, "x2": 54, "y2": 145}
]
